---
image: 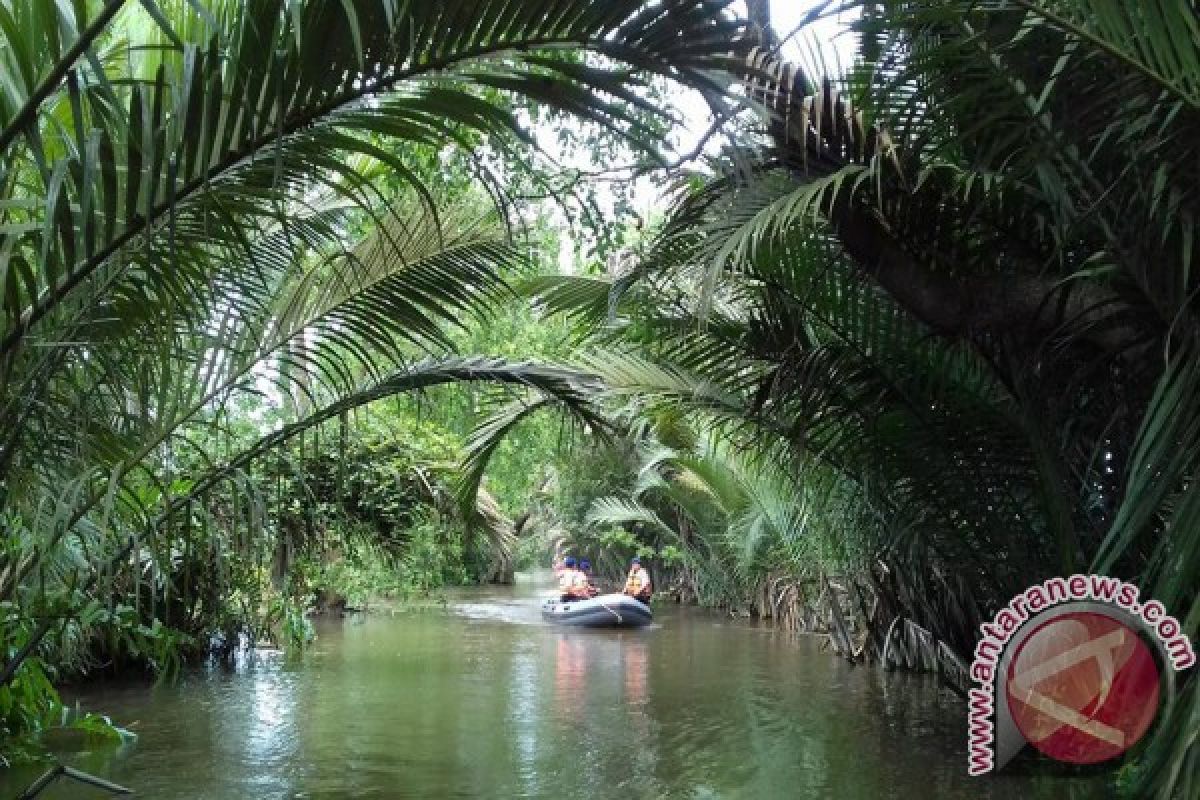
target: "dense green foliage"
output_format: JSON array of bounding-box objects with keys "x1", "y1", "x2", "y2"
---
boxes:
[
  {"x1": 1, "y1": 2, "x2": 1197, "y2": 798},
  {"x1": 490, "y1": 3, "x2": 1200, "y2": 796},
  {"x1": 0, "y1": 0, "x2": 744, "y2": 765}
]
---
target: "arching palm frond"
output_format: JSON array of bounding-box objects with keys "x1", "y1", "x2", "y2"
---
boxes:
[
  {"x1": 454, "y1": 368, "x2": 611, "y2": 519},
  {"x1": 0, "y1": 0, "x2": 750, "y2": 493},
  {"x1": 0, "y1": 0, "x2": 753, "y2": 690},
  {"x1": 585, "y1": 496, "x2": 676, "y2": 538},
  {"x1": 590, "y1": 3, "x2": 1196, "y2": 794}
]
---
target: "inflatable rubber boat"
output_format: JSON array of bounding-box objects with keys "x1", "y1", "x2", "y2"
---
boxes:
[{"x1": 541, "y1": 593, "x2": 652, "y2": 628}]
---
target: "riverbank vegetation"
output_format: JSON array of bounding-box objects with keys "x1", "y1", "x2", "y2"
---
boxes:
[
  {"x1": 0, "y1": 0, "x2": 739, "y2": 764},
  {"x1": 1, "y1": 2, "x2": 1196, "y2": 798}
]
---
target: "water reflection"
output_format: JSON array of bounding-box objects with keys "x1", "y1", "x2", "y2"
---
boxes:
[
  {"x1": 623, "y1": 635, "x2": 648, "y2": 708},
  {"x1": 509, "y1": 641, "x2": 543, "y2": 797},
  {"x1": 552, "y1": 633, "x2": 589, "y2": 718},
  {"x1": 248, "y1": 664, "x2": 294, "y2": 762},
  {"x1": 0, "y1": 579, "x2": 1113, "y2": 799}
]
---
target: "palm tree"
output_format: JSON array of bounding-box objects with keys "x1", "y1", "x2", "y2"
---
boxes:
[
  {"x1": 507, "y1": 2, "x2": 1197, "y2": 794},
  {"x1": 0, "y1": 0, "x2": 747, "y2": 696},
  {"x1": 748, "y1": 5, "x2": 1198, "y2": 793}
]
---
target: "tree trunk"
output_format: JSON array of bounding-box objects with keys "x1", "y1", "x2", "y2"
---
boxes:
[{"x1": 746, "y1": 0, "x2": 775, "y2": 48}]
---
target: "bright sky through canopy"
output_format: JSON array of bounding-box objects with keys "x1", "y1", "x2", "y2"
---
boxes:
[
  {"x1": 770, "y1": 0, "x2": 859, "y2": 66},
  {"x1": 550, "y1": 1, "x2": 859, "y2": 271}
]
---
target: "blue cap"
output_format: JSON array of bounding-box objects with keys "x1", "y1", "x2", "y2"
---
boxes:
[
  {"x1": 580, "y1": 559, "x2": 591, "y2": 570},
  {"x1": 631, "y1": 556, "x2": 641, "y2": 564},
  {"x1": 564, "y1": 556, "x2": 577, "y2": 567}
]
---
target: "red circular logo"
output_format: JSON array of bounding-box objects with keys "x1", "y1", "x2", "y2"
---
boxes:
[{"x1": 1005, "y1": 611, "x2": 1160, "y2": 764}]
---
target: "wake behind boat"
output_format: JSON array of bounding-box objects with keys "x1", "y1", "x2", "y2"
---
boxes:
[{"x1": 541, "y1": 592, "x2": 653, "y2": 628}]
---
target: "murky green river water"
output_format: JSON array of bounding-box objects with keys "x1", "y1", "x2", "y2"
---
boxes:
[{"x1": 2, "y1": 574, "x2": 1110, "y2": 799}]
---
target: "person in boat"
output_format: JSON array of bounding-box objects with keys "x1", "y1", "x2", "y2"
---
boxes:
[
  {"x1": 579, "y1": 559, "x2": 599, "y2": 597},
  {"x1": 623, "y1": 556, "x2": 652, "y2": 604},
  {"x1": 556, "y1": 555, "x2": 576, "y2": 598},
  {"x1": 557, "y1": 556, "x2": 589, "y2": 601}
]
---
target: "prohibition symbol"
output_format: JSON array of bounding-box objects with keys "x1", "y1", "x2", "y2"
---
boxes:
[{"x1": 1005, "y1": 611, "x2": 1160, "y2": 764}]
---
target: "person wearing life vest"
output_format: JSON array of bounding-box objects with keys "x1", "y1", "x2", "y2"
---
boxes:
[
  {"x1": 557, "y1": 556, "x2": 589, "y2": 601},
  {"x1": 624, "y1": 556, "x2": 652, "y2": 603},
  {"x1": 572, "y1": 561, "x2": 593, "y2": 598},
  {"x1": 579, "y1": 559, "x2": 599, "y2": 597}
]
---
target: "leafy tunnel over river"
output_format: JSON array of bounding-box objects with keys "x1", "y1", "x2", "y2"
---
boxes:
[{"x1": 1, "y1": 1, "x2": 1198, "y2": 799}]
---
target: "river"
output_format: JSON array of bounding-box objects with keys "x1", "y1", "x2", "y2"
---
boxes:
[{"x1": 2, "y1": 573, "x2": 1110, "y2": 799}]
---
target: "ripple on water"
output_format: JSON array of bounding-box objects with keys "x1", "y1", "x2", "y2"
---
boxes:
[{"x1": 0, "y1": 582, "x2": 1115, "y2": 800}]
